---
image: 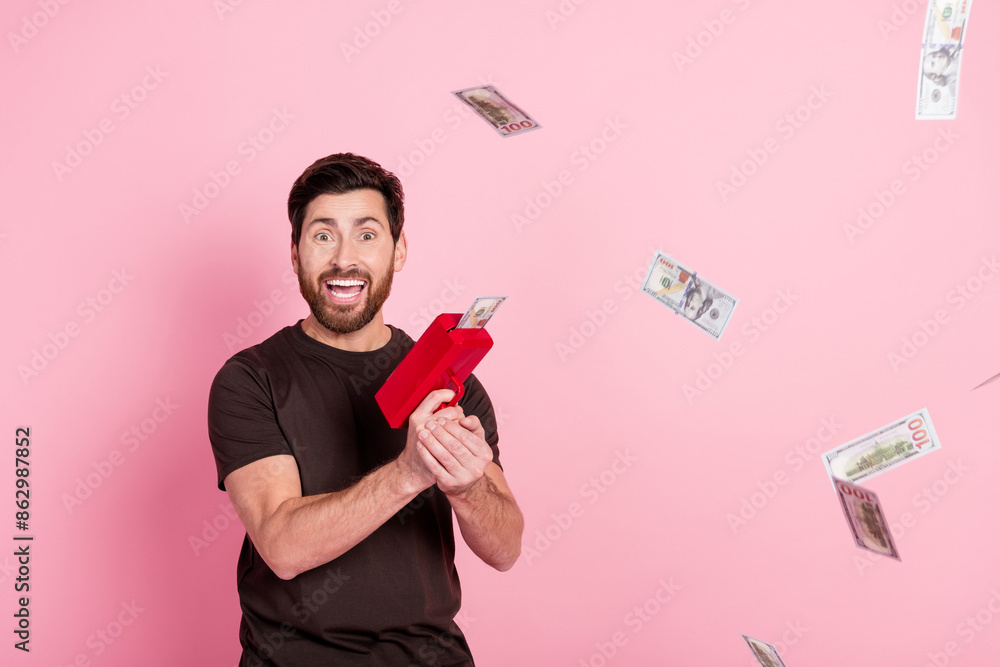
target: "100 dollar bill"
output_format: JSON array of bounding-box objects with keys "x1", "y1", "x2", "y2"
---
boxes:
[
  {"x1": 835, "y1": 478, "x2": 901, "y2": 561},
  {"x1": 641, "y1": 251, "x2": 738, "y2": 340},
  {"x1": 452, "y1": 85, "x2": 541, "y2": 137},
  {"x1": 916, "y1": 0, "x2": 973, "y2": 120},
  {"x1": 741, "y1": 635, "x2": 788, "y2": 667},
  {"x1": 823, "y1": 408, "x2": 941, "y2": 485},
  {"x1": 456, "y1": 296, "x2": 506, "y2": 329}
]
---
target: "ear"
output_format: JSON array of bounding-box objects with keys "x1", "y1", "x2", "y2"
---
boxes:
[
  {"x1": 393, "y1": 231, "x2": 407, "y2": 272},
  {"x1": 290, "y1": 239, "x2": 300, "y2": 275}
]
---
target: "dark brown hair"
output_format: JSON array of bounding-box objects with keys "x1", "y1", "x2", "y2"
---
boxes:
[{"x1": 287, "y1": 153, "x2": 404, "y2": 246}]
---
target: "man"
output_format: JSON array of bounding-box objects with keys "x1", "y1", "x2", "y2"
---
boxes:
[{"x1": 208, "y1": 153, "x2": 523, "y2": 666}]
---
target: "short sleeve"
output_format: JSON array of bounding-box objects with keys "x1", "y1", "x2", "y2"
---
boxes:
[
  {"x1": 208, "y1": 358, "x2": 293, "y2": 491},
  {"x1": 458, "y1": 373, "x2": 502, "y2": 470}
]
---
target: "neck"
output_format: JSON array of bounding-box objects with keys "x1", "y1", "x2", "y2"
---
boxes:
[{"x1": 300, "y1": 313, "x2": 391, "y2": 352}]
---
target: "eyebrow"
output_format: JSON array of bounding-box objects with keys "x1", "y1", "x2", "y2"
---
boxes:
[{"x1": 306, "y1": 216, "x2": 384, "y2": 229}]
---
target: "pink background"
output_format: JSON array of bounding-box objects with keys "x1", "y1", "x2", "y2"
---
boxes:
[{"x1": 3, "y1": 0, "x2": 999, "y2": 665}]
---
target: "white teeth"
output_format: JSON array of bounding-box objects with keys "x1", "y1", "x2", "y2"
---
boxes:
[{"x1": 326, "y1": 279, "x2": 365, "y2": 286}]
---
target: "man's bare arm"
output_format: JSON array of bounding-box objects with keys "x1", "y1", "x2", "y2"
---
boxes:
[
  {"x1": 416, "y1": 416, "x2": 524, "y2": 571},
  {"x1": 448, "y1": 463, "x2": 523, "y2": 571},
  {"x1": 224, "y1": 390, "x2": 461, "y2": 580}
]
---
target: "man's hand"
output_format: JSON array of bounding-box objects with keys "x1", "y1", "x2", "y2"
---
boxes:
[
  {"x1": 415, "y1": 411, "x2": 494, "y2": 497},
  {"x1": 395, "y1": 389, "x2": 467, "y2": 494},
  {"x1": 395, "y1": 389, "x2": 521, "y2": 571}
]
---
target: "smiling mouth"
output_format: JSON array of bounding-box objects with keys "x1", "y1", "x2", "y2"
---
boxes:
[{"x1": 324, "y1": 278, "x2": 367, "y2": 302}]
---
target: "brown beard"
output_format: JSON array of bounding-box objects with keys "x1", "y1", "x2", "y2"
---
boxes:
[{"x1": 298, "y1": 260, "x2": 395, "y2": 335}]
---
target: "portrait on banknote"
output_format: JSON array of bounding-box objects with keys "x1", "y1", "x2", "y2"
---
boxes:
[{"x1": 922, "y1": 46, "x2": 961, "y2": 93}]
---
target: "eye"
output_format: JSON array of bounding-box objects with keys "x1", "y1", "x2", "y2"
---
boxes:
[
  {"x1": 316, "y1": 232, "x2": 331, "y2": 242},
  {"x1": 360, "y1": 231, "x2": 375, "y2": 241}
]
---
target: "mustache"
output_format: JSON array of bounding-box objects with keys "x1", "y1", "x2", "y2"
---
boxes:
[{"x1": 318, "y1": 269, "x2": 370, "y2": 282}]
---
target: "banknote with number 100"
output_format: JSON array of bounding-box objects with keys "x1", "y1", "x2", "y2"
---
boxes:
[
  {"x1": 452, "y1": 85, "x2": 541, "y2": 137},
  {"x1": 822, "y1": 408, "x2": 942, "y2": 486},
  {"x1": 641, "y1": 251, "x2": 738, "y2": 340},
  {"x1": 834, "y1": 477, "x2": 901, "y2": 560}
]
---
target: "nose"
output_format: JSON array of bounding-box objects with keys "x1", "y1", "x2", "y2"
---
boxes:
[{"x1": 329, "y1": 237, "x2": 360, "y2": 271}]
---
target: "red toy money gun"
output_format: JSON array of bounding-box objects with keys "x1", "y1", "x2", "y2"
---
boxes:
[{"x1": 376, "y1": 313, "x2": 493, "y2": 428}]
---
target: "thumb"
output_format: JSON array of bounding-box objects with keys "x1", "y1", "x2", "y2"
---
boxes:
[{"x1": 415, "y1": 389, "x2": 456, "y2": 417}]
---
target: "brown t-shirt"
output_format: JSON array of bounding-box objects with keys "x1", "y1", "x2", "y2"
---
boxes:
[{"x1": 208, "y1": 322, "x2": 500, "y2": 666}]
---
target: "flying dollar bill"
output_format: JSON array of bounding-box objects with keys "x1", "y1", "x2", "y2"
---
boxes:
[
  {"x1": 641, "y1": 250, "x2": 738, "y2": 340},
  {"x1": 916, "y1": 0, "x2": 973, "y2": 120},
  {"x1": 834, "y1": 478, "x2": 901, "y2": 561},
  {"x1": 823, "y1": 408, "x2": 941, "y2": 486},
  {"x1": 452, "y1": 85, "x2": 541, "y2": 137},
  {"x1": 456, "y1": 296, "x2": 506, "y2": 329},
  {"x1": 741, "y1": 635, "x2": 788, "y2": 667}
]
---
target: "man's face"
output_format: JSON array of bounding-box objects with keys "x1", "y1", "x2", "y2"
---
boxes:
[
  {"x1": 924, "y1": 50, "x2": 950, "y2": 76},
  {"x1": 683, "y1": 289, "x2": 705, "y2": 319},
  {"x1": 291, "y1": 189, "x2": 405, "y2": 335}
]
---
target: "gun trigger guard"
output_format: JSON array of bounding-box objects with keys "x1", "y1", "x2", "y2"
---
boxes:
[{"x1": 439, "y1": 367, "x2": 465, "y2": 410}]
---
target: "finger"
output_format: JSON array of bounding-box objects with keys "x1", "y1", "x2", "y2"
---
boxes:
[
  {"x1": 415, "y1": 437, "x2": 451, "y2": 479},
  {"x1": 414, "y1": 389, "x2": 456, "y2": 416},
  {"x1": 458, "y1": 414, "x2": 481, "y2": 431},
  {"x1": 417, "y1": 426, "x2": 462, "y2": 475},
  {"x1": 410, "y1": 389, "x2": 459, "y2": 429},
  {"x1": 431, "y1": 403, "x2": 465, "y2": 422},
  {"x1": 456, "y1": 415, "x2": 486, "y2": 442},
  {"x1": 418, "y1": 420, "x2": 490, "y2": 481},
  {"x1": 429, "y1": 418, "x2": 492, "y2": 464}
]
